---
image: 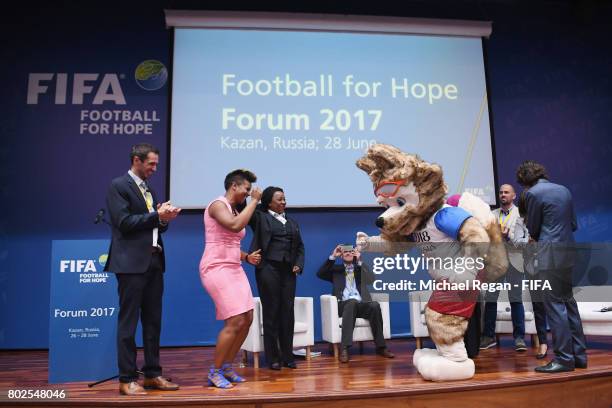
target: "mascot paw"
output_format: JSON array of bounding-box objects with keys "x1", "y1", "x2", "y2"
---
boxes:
[
  {"x1": 356, "y1": 231, "x2": 369, "y2": 250},
  {"x1": 458, "y1": 192, "x2": 495, "y2": 227},
  {"x1": 413, "y1": 348, "x2": 439, "y2": 369},
  {"x1": 417, "y1": 355, "x2": 475, "y2": 381}
]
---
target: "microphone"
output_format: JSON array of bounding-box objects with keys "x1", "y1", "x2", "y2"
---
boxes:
[{"x1": 94, "y1": 208, "x2": 105, "y2": 224}]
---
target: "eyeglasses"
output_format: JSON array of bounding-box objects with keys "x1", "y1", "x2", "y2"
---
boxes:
[{"x1": 374, "y1": 180, "x2": 407, "y2": 198}]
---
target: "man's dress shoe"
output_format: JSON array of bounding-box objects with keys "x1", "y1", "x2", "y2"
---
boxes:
[
  {"x1": 534, "y1": 361, "x2": 574, "y2": 373},
  {"x1": 575, "y1": 360, "x2": 588, "y2": 369},
  {"x1": 143, "y1": 376, "x2": 179, "y2": 391},
  {"x1": 284, "y1": 361, "x2": 298, "y2": 369},
  {"x1": 119, "y1": 381, "x2": 147, "y2": 396},
  {"x1": 376, "y1": 347, "x2": 395, "y2": 358},
  {"x1": 269, "y1": 362, "x2": 281, "y2": 370},
  {"x1": 339, "y1": 347, "x2": 349, "y2": 363}
]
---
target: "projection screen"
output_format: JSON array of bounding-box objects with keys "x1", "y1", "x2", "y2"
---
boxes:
[{"x1": 167, "y1": 12, "x2": 495, "y2": 208}]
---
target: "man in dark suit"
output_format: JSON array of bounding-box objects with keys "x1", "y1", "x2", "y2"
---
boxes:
[
  {"x1": 517, "y1": 160, "x2": 587, "y2": 373},
  {"x1": 317, "y1": 245, "x2": 394, "y2": 363},
  {"x1": 105, "y1": 143, "x2": 181, "y2": 395},
  {"x1": 248, "y1": 186, "x2": 305, "y2": 369}
]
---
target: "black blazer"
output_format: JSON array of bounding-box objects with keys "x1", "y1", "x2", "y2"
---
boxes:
[
  {"x1": 317, "y1": 259, "x2": 374, "y2": 302},
  {"x1": 104, "y1": 173, "x2": 167, "y2": 274},
  {"x1": 248, "y1": 210, "x2": 305, "y2": 272}
]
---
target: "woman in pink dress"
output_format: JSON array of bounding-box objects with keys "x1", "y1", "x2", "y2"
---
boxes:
[{"x1": 199, "y1": 169, "x2": 262, "y2": 388}]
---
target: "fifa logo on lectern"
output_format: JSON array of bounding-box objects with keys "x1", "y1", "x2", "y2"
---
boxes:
[
  {"x1": 60, "y1": 259, "x2": 98, "y2": 273},
  {"x1": 59, "y1": 254, "x2": 107, "y2": 273}
]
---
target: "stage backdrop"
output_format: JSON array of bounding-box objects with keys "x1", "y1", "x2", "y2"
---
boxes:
[{"x1": 1, "y1": 2, "x2": 611, "y2": 349}]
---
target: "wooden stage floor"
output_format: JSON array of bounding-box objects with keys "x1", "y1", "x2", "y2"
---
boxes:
[{"x1": 2, "y1": 337, "x2": 612, "y2": 407}]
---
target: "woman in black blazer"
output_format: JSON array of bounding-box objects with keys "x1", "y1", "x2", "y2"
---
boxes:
[{"x1": 248, "y1": 186, "x2": 305, "y2": 370}]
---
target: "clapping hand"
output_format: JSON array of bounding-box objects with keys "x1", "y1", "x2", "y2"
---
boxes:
[{"x1": 157, "y1": 201, "x2": 181, "y2": 222}]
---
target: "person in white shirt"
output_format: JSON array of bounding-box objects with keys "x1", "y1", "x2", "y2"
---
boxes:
[
  {"x1": 480, "y1": 184, "x2": 527, "y2": 352},
  {"x1": 247, "y1": 186, "x2": 305, "y2": 370},
  {"x1": 105, "y1": 143, "x2": 181, "y2": 395},
  {"x1": 317, "y1": 245, "x2": 394, "y2": 363}
]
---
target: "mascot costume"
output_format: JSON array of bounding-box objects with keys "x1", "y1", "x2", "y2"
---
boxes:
[{"x1": 355, "y1": 144, "x2": 507, "y2": 381}]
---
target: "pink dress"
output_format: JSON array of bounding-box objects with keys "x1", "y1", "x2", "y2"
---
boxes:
[{"x1": 199, "y1": 196, "x2": 255, "y2": 320}]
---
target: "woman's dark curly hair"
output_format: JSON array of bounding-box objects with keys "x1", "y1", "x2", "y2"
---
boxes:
[
  {"x1": 258, "y1": 186, "x2": 284, "y2": 211},
  {"x1": 516, "y1": 160, "x2": 548, "y2": 188}
]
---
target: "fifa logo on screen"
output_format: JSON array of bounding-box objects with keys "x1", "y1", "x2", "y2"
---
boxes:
[{"x1": 26, "y1": 73, "x2": 127, "y2": 105}]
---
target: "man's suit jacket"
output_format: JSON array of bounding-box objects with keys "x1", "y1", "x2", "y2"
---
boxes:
[
  {"x1": 248, "y1": 210, "x2": 305, "y2": 271},
  {"x1": 104, "y1": 173, "x2": 167, "y2": 274},
  {"x1": 317, "y1": 259, "x2": 374, "y2": 303},
  {"x1": 525, "y1": 178, "x2": 577, "y2": 270}
]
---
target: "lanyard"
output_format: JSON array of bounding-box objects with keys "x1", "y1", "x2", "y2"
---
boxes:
[
  {"x1": 345, "y1": 266, "x2": 356, "y2": 287},
  {"x1": 499, "y1": 207, "x2": 513, "y2": 228}
]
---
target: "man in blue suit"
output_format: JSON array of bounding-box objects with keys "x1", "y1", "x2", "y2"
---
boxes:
[
  {"x1": 105, "y1": 143, "x2": 181, "y2": 395},
  {"x1": 517, "y1": 160, "x2": 587, "y2": 373}
]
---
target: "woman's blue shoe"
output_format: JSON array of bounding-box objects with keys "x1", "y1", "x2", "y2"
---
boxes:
[
  {"x1": 207, "y1": 367, "x2": 233, "y2": 388},
  {"x1": 222, "y1": 363, "x2": 246, "y2": 383}
]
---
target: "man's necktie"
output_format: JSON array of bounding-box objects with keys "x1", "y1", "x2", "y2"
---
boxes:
[{"x1": 140, "y1": 182, "x2": 153, "y2": 212}]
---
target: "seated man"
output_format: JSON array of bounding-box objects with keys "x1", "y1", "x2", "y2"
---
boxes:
[{"x1": 317, "y1": 244, "x2": 394, "y2": 363}]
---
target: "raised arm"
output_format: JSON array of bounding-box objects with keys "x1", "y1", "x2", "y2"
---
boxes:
[
  {"x1": 209, "y1": 188, "x2": 262, "y2": 233},
  {"x1": 317, "y1": 245, "x2": 341, "y2": 282}
]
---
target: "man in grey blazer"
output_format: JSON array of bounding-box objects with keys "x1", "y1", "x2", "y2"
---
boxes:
[
  {"x1": 480, "y1": 184, "x2": 526, "y2": 352},
  {"x1": 517, "y1": 160, "x2": 587, "y2": 373}
]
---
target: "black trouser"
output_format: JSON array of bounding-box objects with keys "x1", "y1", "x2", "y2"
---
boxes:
[
  {"x1": 115, "y1": 252, "x2": 164, "y2": 383},
  {"x1": 541, "y1": 267, "x2": 587, "y2": 368},
  {"x1": 256, "y1": 260, "x2": 296, "y2": 365},
  {"x1": 529, "y1": 271, "x2": 549, "y2": 346},
  {"x1": 338, "y1": 299, "x2": 386, "y2": 349},
  {"x1": 483, "y1": 264, "x2": 525, "y2": 340},
  {"x1": 464, "y1": 302, "x2": 481, "y2": 358}
]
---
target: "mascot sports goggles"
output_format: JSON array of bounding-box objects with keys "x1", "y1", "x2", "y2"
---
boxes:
[{"x1": 374, "y1": 180, "x2": 406, "y2": 198}]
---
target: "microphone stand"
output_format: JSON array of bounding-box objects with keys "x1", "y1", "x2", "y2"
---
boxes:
[{"x1": 88, "y1": 209, "x2": 118, "y2": 388}]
